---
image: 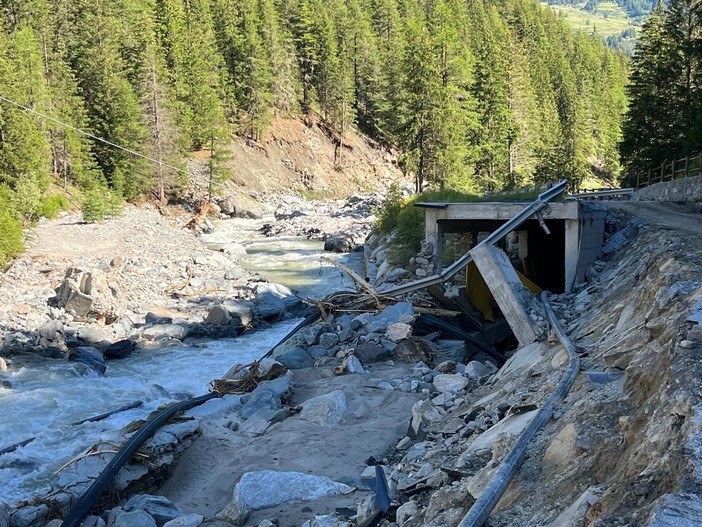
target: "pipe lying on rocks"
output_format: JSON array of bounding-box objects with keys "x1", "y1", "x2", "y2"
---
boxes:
[
  {"x1": 61, "y1": 307, "x2": 320, "y2": 527},
  {"x1": 457, "y1": 291, "x2": 581, "y2": 527}
]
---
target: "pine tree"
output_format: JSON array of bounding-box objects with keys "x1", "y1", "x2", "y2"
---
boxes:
[{"x1": 620, "y1": 0, "x2": 671, "y2": 172}]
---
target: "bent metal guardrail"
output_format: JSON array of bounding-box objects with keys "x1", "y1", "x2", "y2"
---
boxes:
[{"x1": 377, "y1": 179, "x2": 569, "y2": 298}]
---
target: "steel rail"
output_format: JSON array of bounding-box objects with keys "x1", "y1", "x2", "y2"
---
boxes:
[
  {"x1": 457, "y1": 291, "x2": 581, "y2": 527},
  {"x1": 570, "y1": 188, "x2": 634, "y2": 200},
  {"x1": 379, "y1": 180, "x2": 568, "y2": 298}
]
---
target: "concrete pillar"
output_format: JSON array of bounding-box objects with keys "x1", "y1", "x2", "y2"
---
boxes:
[
  {"x1": 564, "y1": 218, "x2": 580, "y2": 293},
  {"x1": 471, "y1": 244, "x2": 539, "y2": 347},
  {"x1": 424, "y1": 209, "x2": 440, "y2": 254}
]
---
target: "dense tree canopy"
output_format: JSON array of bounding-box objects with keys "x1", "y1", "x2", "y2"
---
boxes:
[
  {"x1": 620, "y1": 0, "x2": 702, "y2": 176},
  {"x1": 0, "y1": 0, "x2": 627, "y2": 214}
]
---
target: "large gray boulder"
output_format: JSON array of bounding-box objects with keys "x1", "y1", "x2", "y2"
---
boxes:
[
  {"x1": 68, "y1": 347, "x2": 106, "y2": 375},
  {"x1": 53, "y1": 267, "x2": 123, "y2": 323},
  {"x1": 354, "y1": 342, "x2": 392, "y2": 364},
  {"x1": 233, "y1": 470, "x2": 353, "y2": 510},
  {"x1": 273, "y1": 346, "x2": 314, "y2": 369},
  {"x1": 324, "y1": 233, "x2": 356, "y2": 253},
  {"x1": 112, "y1": 510, "x2": 157, "y2": 527}
]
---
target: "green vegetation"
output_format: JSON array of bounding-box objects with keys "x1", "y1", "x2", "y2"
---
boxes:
[
  {"x1": 376, "y1": 185, "x2": 547, "y2": 264},
  {"x1": 38, "y1": 194, "x2": 70, "y2": 219},
  {"x1": 0, "y1": 0, "x2": 630, "y2": 262},
  {"x1": 81, "y1": 186, "x2": 123, "y2": 223},
  {"x1": 542, "y1": 1, "x2": 632, "y2": 37},
  {"x1": 620, "y1": 0, "x2": 702, "y2": 177},
  {"x1": 0, "y1": 192, "x2": 23, "y2": 265}
]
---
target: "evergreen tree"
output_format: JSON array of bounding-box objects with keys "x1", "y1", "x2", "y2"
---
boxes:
[{"x1": 620, "y1": 0, "x2": 671, "y2": 171}]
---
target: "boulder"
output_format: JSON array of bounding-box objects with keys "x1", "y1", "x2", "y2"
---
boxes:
[
  {"x1": 354, "y1": 342, "x2": 392, "y2": 364},
  {"x1": 240, "y1": 390, "x2": 281, "y2": 420},
  {"x1": 222, "y1": 300, "x2": 256, "y2": 325},
  {"x1": 79, "y1": 516, "x2": 106, "y2": 527},
  {"x1": 216, "y1": 497, "x2": 250, "y2": 526},
  {"x1": 232, "y1": 470, "x2": 353, "y2": 510},
  {"x1": 142, "y1": 324, "x2": 190, "y2": 341},
  {"x1": 68, "y1": 347, "x2": 106, "y2": 375},
  {"x1": 112, "y1": 510, "x2": 157, "y2": 527},
  {"x1": 104, "y1": 339, "x2": 136, "y2": 360},
  {"x1": 163, "y1": 514, "x2": 204, "y2": 527},
  {"x1": 409, "y1": 399, "x2": 442, "y2": 438},
  {"x1": 433, "y1": 374, "x2": 470, "y2": 393},
  {"x1": 386, "y1": 323, "x2": 412, "y2": 343},
  {"x1": 53, "y1": 268, "x2": 123, "y2": 323},
  {"x1": 375, "y1": 302, "x2": 414, "y2": 325},
  {"x1": 205, "y1": 305, "x2": 233, "y2": 326},
  {"x1": 299, "y1": 390, "x2": 347, "y2": 428},
  {"x1": 220, "y1": 243, "x2": 247, "y2": 262},
  {"x1": 273, "y1": 346, "x2": 314, "y2": 369},
  {"x1": 9, "y1": 505, "x2": 49, "y2": 527},
  {"x1": 324, "y1": 233, "x2": 356, "y2": 253},
  {"x1": 464, "y1": 361, "x2": 490, "y2": 382},
  {"x1": 123, "y1": 495, "x2": 182, "y2": 527},
  {"x1": 345, "y1": 355, "x2": 365, "y2": 374},
  {"x1": 37, "y1": 320, "x2": 64, "y2": 342},
  {"x1": 318, "y1": 332, "x2": 340, "y2": 350}
]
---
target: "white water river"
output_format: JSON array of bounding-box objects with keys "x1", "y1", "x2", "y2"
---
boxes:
[{"x1": 0, "y1": 217, "x2": 362, "y2": 505}]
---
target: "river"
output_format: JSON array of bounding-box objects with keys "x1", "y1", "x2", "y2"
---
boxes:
[{"x1": 0, "y1": 217, "x2": 363, "y2": 506}]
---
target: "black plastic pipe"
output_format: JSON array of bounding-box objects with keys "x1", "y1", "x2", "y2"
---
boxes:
[{"x1": 457, "y1": 291, "x2": 580, "y2": 527}]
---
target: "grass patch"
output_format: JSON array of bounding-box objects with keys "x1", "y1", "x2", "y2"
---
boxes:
[{"x1": 541, "y1": 1, "x2": 633, "y2": 38}]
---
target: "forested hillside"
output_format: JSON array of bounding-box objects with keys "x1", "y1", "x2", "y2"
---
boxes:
[
  {"x1": 0, "y1": 0, "x2": 628, "y2": 261},
  {"x1": 620, "y1": 0, "x2": 702, "y2": 176}
]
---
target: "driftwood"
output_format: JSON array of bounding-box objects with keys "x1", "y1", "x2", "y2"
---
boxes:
[
  {"x1": 209, "y1": 361, "x2": 288, "y2": 395},
  {"x1": 320, "y1": 256, "x2": 383, "y2": 310},
  {"x1": 54, "y1": 448, "x2": 149, "y2": 475}
]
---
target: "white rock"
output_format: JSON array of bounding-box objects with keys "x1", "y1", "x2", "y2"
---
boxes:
[
  {"x1": 233, "y1": 470, "x2": 352, "y2": 510},
  {"x1": 433, "y1": 373, "x2": 470, "y2": 393},
  {"x1": 680, "y1": 340, "x2": 695, "y2": 349},
  {"x1": 299, "y1": 390, "x2": 347, "y2": 428},
  {"x1": 386, "y1": 323, "x2": 412, "y2": 343}
]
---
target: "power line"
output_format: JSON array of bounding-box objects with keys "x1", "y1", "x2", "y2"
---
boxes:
[{"x1": 0, "y1": 93, "x2": 192, "y2": 177}]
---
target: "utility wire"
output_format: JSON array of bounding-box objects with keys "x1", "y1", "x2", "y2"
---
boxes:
[{"x1": 0, "y1": 93, "x2": 192, "y2": 177}]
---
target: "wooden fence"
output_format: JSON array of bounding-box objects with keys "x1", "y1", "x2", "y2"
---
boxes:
[{"x1": 630, "y1": 153, "x2": 702, "y2": 189}]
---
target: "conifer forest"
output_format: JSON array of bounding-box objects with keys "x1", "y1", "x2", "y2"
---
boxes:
[{"x1": 0, "y1": 0, "x2": 697, "y2": 259}]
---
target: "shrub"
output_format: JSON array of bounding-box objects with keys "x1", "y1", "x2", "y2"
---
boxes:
[
  {"x1": 38, "y1": 194, "x2": 70, "y2": 219},
  {"x1": 375, "y1": 182, "x2": 403, "y2": 235},
  {"x1": 0, "y1": 204, "x2": 24, "y2": 265},
  {"x1": 82, "y1": 187, "x2": 123, "y2": 223}
]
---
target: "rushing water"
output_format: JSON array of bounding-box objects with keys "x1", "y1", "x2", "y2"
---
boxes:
[{"x1": 0, "y1": 217, "x2": 363, "y2": 505}]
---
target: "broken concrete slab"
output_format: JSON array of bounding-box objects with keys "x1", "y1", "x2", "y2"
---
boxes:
[{"x1": 471, "y1": 244, "x2": 539, "y2": 347}]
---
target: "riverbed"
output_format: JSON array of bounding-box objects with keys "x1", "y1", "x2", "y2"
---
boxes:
[{"x1": 0, "y1": 216, "x2": 363, "y2": 506}]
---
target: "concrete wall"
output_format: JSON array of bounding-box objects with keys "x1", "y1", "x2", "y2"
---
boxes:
[
  {"x1": 634, "y1": 175, "x2": 702, "y2": 202},
  {"x1": 575, "y1": 202, "x2": 607, "y2": 286}
]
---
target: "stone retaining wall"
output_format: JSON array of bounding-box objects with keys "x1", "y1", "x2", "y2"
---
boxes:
[{"x1": 634, "y1": 174, "x2": 702, "y2": 202}]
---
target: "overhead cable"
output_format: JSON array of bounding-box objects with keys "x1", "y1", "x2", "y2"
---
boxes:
[{"x1": 0, "y1": 93, "x2": 192, "y2": 177}]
